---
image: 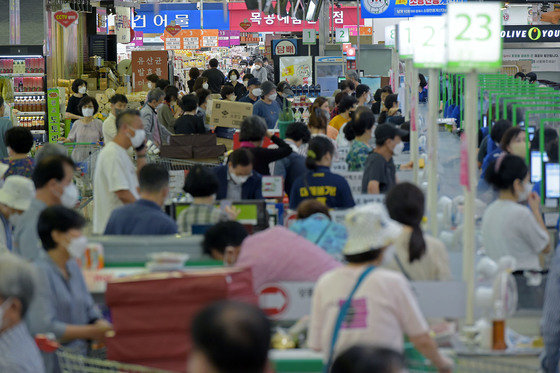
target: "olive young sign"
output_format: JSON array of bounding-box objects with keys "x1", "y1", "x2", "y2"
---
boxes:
[
  {"x1": 446, "y1": 2, "x2": 502, "y2": 71},
  {"x1": 501, "y1": 25, "x2": 560, "y2": 43}
]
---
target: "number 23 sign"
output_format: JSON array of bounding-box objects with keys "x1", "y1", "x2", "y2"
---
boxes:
[{"x1": 446, "y1": 2, "x2": 502, "y2": 71}]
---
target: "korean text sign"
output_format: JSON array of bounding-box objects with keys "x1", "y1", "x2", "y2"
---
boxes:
[
  {"x1": 361, "y1": 0, "x2": 448, "y2": 19},
  {"x1": 131, "y1": 51, "x2": 168, "y2": 91}
]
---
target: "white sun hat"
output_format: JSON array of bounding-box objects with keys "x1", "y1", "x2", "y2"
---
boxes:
[
  {"x1": 343, "y1": 203, "x2": 403, "y2": 256},
  {"x1": 0, "y1": 176, "x2": 36, "y2": 211}
]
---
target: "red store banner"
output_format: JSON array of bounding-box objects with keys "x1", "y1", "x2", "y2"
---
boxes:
[{"x1": 228, "y1": 3, "x2": 363, "y2": 32}]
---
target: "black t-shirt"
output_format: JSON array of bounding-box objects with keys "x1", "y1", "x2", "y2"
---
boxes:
[
  {"x1": 225, "y1": 82, "x2": 248, "y2": 100},
  {"x1": 361, "y1": 152, "x2": 396, "y2": 194},
  {"x1": 201, "y1": 68, "x2": 226, "y2": 93},
  {"x1": 174, "y1": 114, "x2": 206, "y2": 135},
  {"x1": 66, "y1": 95, "x2": 82, "y2": 122}
]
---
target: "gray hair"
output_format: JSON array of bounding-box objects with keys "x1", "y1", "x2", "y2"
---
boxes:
[
  {"x1": 0, "y1": 253, "x2": 36, "y2": 316},
  {"x1": 147, "y1": 88, "x2": 165, "y2": 104},
  {"x1": 347, "y1": 70, "x2": 359, "y2": 81},
  {"x1": 239, "y1": 116, "x2": 267, "y2": 142},
  {"x1": 35, "y1": 143, "x2": 67, "y2": 164}
]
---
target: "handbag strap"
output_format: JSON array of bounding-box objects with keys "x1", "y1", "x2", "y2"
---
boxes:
[
  {"x1": 323, "y1": 265, "x2": 376, "y2": 373},
  {"x1": 394, "y1": 254, "x2": 413, "y2": 282}
]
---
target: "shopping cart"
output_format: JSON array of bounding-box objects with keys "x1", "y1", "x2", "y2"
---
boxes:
[
  {"x1": 61, "y1": 143, "x2": 103, "y2": 201},
  {"x1": 406, "y1": 355, "x2": 542, "y2": 373}
]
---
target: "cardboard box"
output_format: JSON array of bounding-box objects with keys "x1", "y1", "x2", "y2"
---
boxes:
[
  {"x1": 170, "y1": 133, "x2": 216, "y2": 147},
  {"x1": 210, "y1": 100, "x2": 253, "y2": 128},
  {"x1": 85, "y1": 78, "x2": 97, "y2": 90},
  {"x1": 99, "y1": 78, "x2": 108, "y2": 91},
  {"x1": 193, "y1": 144, "x2": 226, "y2": 159},
  {"x1": 160, "y1": 145, "x2": 193, "y2": 159}
]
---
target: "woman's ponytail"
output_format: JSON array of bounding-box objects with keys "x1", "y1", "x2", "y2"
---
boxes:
[
  {"x1": 306, "y1": 136, "x2": 335, "y2": 170},
  {"x1": 344, "y1": 120, "x2": 356, "y2": 141}
]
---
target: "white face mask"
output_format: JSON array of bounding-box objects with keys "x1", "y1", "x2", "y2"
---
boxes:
[
  {"x1": 0, "y1": 297, "x2": 12, "y2": 330},
  {"x1": 67, "y1": 236, "x2": 88, "y2": 259},
  {"x1": 517, "y1": 181, "x2": 532, "y2": 202},
  {"x1": 228, "y1": 95, "x2": 236, "y2": 102},
  {"x1": 393, "y1": 141, "x2": 405, "y2": 156},
  {"x1": 78, "y1": 86, "x2": 87, "y2": 94},
  {"x1": 130, "y1": 128, "x2": 146, "y2": 148},
  {"x1": 147, "y1": 82, "x2": 153, "y2": 89},
  {"x1": 230, "y1": 75, "x2": 238, "y2": 82},
  {"x1": 231, "y1": 172, "x2": 250, "y2": 185},
  {"x1": 268, "y1": 93, "x2": 278, "y2": 101},
  {"x1": 82, "y1": 108, "x2": 94, "y2": 118},
  {"x1": 202, "y1": 83, "x2": 209, "y2": 90},
  {"x1": 61, "y1": 183, "x2": 80, "y2": 208},
  {"x1": 255, "y1": 65, "x2": 261, "y2": 70},
  {"x1": 252, "y1": 88, "x2": 263, "y2": 97}
]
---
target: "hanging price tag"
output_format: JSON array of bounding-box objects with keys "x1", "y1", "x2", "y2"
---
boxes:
[
  {"x1": 335, "y1": 28, "x2": 350, "y2": 43},
  {"x1": 412, "y1": 16, "x2": 446, "y2": 68},
  {"x1": 303, "y1": 29, "x2": 316, "y2": 45},
  {"x1": 164, "y1": 38, "x2": 181, "y2": 50},
  {"x1": 446, "y1": 2, "x2": 502, "y2": 71},
  {"x1": 385, "y1": 25, "x2": 395, "y2": 47},
  {"x1": 397, "y1": 21, "x2": 413, "y2": 59}
]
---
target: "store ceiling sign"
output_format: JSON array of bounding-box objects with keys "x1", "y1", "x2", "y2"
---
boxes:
[
  {"x1": 503, "y1": 49, "x2": 560, "y2": 72},
  {"x1": 54, "y1": 10, "x2": 79, "y2": 28},
  {"x1": 116, "y1": 7, "x2": 132, "y2": 43},
  {"x1": 273, "y1": 39, "x2": 297, "y2": 56},
  {"x1": 361, "y1": 0, "x2": 448, "y2": 19},
  {"x1": 412, "y1": 16, "x2": 446, "y2": 68},
  {"x1": 446, "y1": 2, "x2": 502, "y2": 71},
  {"x1": 229, "y1": 3, "x2": 363, "y2": 32},
  {"x1": 132, "y1": 3, "x2": 229, "y2": 33},
  {"x1": 501, "y1": 25, "x2": 560, "y2": 43},
  {"x1": 131, "y1": 50, "x2": 168, "y2": 91}
]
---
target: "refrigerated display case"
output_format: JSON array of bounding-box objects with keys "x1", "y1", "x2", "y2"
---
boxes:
[{"x1": 0, "y1": 45, "x2": 47, "y2": 142}]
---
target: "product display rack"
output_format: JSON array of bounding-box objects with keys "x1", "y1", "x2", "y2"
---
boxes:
[{"x1": 0, "y1": 45, "x2": 47, "y2": 138}]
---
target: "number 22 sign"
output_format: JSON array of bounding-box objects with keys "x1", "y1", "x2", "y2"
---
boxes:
[
  {"x1": 446, "y1": 2, "x2": 502, "y2": 71},
  {"x1": 412, "y1": 16, "x2": 446, "y2": 68}
]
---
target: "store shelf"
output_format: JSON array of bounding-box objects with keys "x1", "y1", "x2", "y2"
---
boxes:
[
  {"x1": 15, "y1": 111, "x2": 45, "y2": 116},
  {"x1": 13, "y1": 91, "x2": 45, "y2": 96},
  {"x1": 0, "y1": 73, "x2": 44, "y2": 77}
]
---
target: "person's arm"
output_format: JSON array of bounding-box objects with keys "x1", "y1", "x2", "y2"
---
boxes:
[
  {"x1": 12, "y1": 218, "x2": 40, "y2": 261},
  {"x1": 526, "y1": 192, "x2": 551, "y2": 254},
  {"x1": 409, "y1": 334, "x2": 453, "y2": 373},
  {"x1": 114, "y1": 190, "x2": 137, "y2": 204},
  {"x1": 367, "y1": 180, "x2": 380, "y2": 194},
  {"x1": 337, "y1": 175, "x2": 356, "y2": 208},
  {"x1": 261, "y1": 132, "x2": 293, "y2": 163},
  {"x1": 273, "y1": 158, "x2": 288, "y2": 178},
  {"x1": 307, "y1": 282, "x2": 324, "y2": 352},
  {"x1": 66, "y1": 121, "x2": 79, "y2": 142},
  {"x1": 141, "y1": 108, "x2": 153, "y2": 139}
]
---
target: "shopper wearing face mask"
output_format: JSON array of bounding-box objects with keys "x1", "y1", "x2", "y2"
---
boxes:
[
  {"x1": 157, "y1": 86, "x2": 180, "y2": 135},
  {"x1": 253, "y1": 81, "x2": 281, "y2": 129},
  {"x1": 220, "y1": 85, "x2": 236, "y2": 102},
  {"x1": 355, "y1": 84, "x2": 371, "y2": 107},
  {"x1": 501, "y1": 127, "x2": 527, "y2": 158},
  {"x1": 12, "y1": 155, "x2": 76, "y2": 261},
  {"x1": 239, "y1": 78, "x2": 262, "y2": 105},
  {"x1": 0, "y1": 252, "x2": 44, "y2": 372},
  {"x1": 59, "y1": 96, "x2": 103, "y2": 162},
  {"x1": 225, "y1": 69, "x2": 247, "y2": 101},
  {"x1": 290, "y1": 136, "x2": 355, "y2": 209},
  {"x1": 0, "y1": 176, "x2": 35, "y2": 253},
  {"x1": 93, "y1": 110, "x2": 147, "y2": 234},
  {"x1": 201, "y1": 58, "x2": 226, "y2": 94},
  {"x1": 214, "y1": 148, "x2": 263, "y2": 200},
  {"x1": 146, "y1": 73, "x2": 159, "y2": 91},
  {"x1": 102, "y1": 94, "x2": 128, "y2": 144},
  {"x1": 1, "y1": 126, "x2": 35, "y2": 179},
  {"x1": 275, "y1": 81, "x2": 294, "y2": 110},
  {"x1": 362, "y1": 124, "x2": 410, "y2": 195},
  {"x1": 344, "y1": 108, "x2": 375, "y2": 172},
  {"x1": 251, "y1": 58, "x2": 268, "y2": 83},
  {"x1": 178, "y1": 165, "x2": 239, "y2": 234},
  {"x1": 140, "y1": 88, "x2": 170, "y2": 147},
  {"x1": 104, "y1": 164, "x2": 178, "y2": 235},
  {"x1": 195, "y1": 88, "x2": 212, "y2": 130},
  {"x1": 482, "y1": 154, "x2": 550, "y2": 270},
  {"x1": 308, "y1": 203, "x2": 453, "y2": 373},
  {"x1": 193, "y1": 76, "x2": 210, "y2": 92},
  {"x1": 65, "y1": 79, "x2": 88, "y2": 122},
  {"x1": 27, "y1": 206, "x2": 113, "y2": 372}
]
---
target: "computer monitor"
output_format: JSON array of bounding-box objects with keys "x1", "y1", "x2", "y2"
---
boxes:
[
  {"x1": 172, "y1": 200, "x2": 269, "y2": 231},
  {"x1": 545, "y1": 163, "x2": 560, "y2": 199},
  {"x1": 360, "y1": 77, "x2": 382, "y2": 95},
  {"x1": 482, "y1": 115, "x2": 488, "y2": 128},
  {"x1": 527, "y1": 125, "x2": 535, "y2": 142},
  {"x1": 337, "y1": 76, "x2": 346, "y2": 83},
  {"x1": 531, "y1": 150, "x2": 549, "y2": 183}
]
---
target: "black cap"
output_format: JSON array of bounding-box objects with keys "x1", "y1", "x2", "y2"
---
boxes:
[{"x1": 375, "y1": 124, "x2": 409, "y2": 145}]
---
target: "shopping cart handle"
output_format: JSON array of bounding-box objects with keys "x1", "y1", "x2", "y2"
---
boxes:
[
  {"x1": 35, "y1": 334, "x2": 60, "y2": 352},
  {"x1": 61, "y1": 142, "x2": 104, "y2": 146}
]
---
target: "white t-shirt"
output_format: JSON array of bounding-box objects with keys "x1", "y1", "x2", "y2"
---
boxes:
[
  {"x1": 102, "y1": 113, "x2": 117, "y2": 143},
  {"x1": 308, "y1": 266, "x2": 429, "y2": 359},
  {"x1": 481, "y1": 199, "x2": 549, "y2": 270},
  {"x1": 92, "y1": 142, "x2": 139, "y2": 234}
]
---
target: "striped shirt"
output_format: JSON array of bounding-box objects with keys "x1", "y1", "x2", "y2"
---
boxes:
[
  {"x1": 177, "y1": 204, "x2": 229, "y2": 234},
  {"x1": 0, "y1": 322, "x2": 45, "y2": 372}
]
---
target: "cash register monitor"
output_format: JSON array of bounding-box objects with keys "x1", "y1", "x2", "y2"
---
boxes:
[
  {"x1": 545, "y1": 163, "x2": 560, "y2": 199},
  {"x1": 531, "y1": 150, "x2": 549, "y2": 183}
]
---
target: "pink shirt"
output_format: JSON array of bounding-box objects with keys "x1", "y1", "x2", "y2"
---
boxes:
[
  {"x1": 309, "y1": 266, "x2": 429, "y2": 358},
  {"x1": 236, "y1": 226, "x2": 341, "y2": 291}
]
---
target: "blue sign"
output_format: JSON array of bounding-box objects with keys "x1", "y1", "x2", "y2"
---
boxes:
[
  {"x1": 132, "y1": 3, "x2": 229, "y2": 33},
  {"x1": 361, "y1": 0, "x2": 449, "y2": 18},
  {"x1": 272, "y1": 39, "x2": 298, "y2": 56}
]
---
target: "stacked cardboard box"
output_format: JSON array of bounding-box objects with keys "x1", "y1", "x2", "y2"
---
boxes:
[
  {"x1": 161, "y1": 133, "x2": 226, "y2": 160},
  {"x1": 105, "y1": 267, "x2": 257, "y2": 372}
]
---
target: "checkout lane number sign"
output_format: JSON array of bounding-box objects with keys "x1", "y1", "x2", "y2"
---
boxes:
[
  {"x1": 412, "y1": 16, "x2": 446, "y2": 69},
  {"x1": 397, "y1": 20, "x2": 413, "y2": 59},
  {"x1": 446, "y1": 2, "x2": 502, "y2": 71},
  {"x1": 385, "y1": 25, "x2": 395, "y2": 47},
  {"x1": 335, "y1": 28, "x2": 350, "y2": 43}
]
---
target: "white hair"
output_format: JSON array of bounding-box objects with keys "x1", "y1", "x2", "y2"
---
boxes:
[{"x1": 0, "y1": 253, "x2": 36, "y2": 316}]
